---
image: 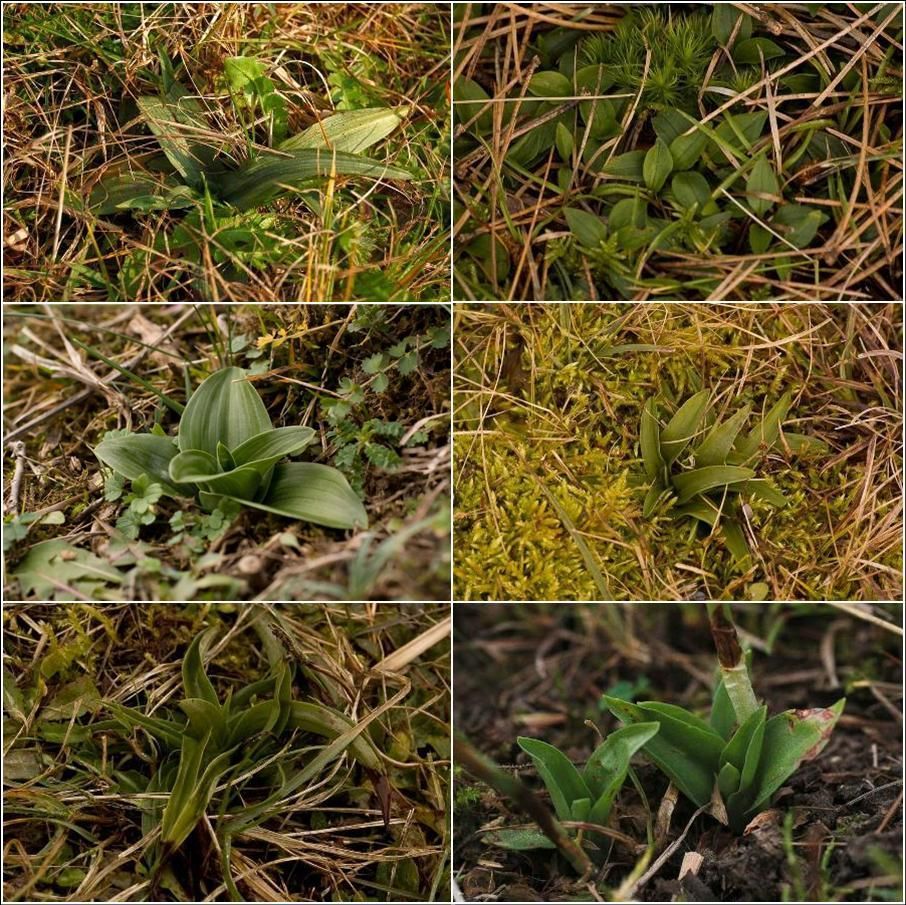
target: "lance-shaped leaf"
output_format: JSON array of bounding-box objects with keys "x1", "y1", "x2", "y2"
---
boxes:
[
  {"x1": 287, "y1": 701, "x2": 381, "y2": 770},
  {"x1": 745, "y1": 699, "x2": 845, "y2": 818},
  {"x1": 721, "y1": 516, "x2": 751, "y2": 563},
  {"x1": 219, "y1": 148, "x2": 413, "y2": 210},
  {"x1": 604, "y1": 695, "x2": 720, "y2": 806},
  {"x1": 169, "y1": 449, "x2": 261, "y2": 500},
  {"x1": 179, "y1": 697, "x2": 228, "y2": 747},
  {"x1": 733, "y1": 391, "x2": 792, "y2": 462},
  {"x1": 517, "y1": 737, "x2": 591, "y2": 822},
  {"x1": 660, "y1": 390, "x2": 709, "y2": 464},
  {"x1": 280, "y1": 106, "x2": 408, "y2": 153},
  {"x1": 137, "y1": 84, "x2": 217, "y2": 187},
  {"x1": 486, "y1": 828, "x2": 557, "y2": 851},
  {"x1": 739, "y1": 478, "x2": 787, "y2": 507},
  {"x1": 94, "y1": 433, "x2": 180, "y2": 494},
  {"x1": 105, "y1": 701, "x2": 184, "y2": 749},
  {"x1": 695, "y1": 405, "x2": 751, "y2": 467},
  {"x1": 230, "y1": 426, "x2": 316, "y2": 474},
  {"x1": 583, "y1": 722, "x2": 660, "y2": 826},
  {"x1": 672, "y1": 465, "x2": 756, "y2": 504},
  {"x1": 89, "y1": 171, "x2": 195, "y2": 215},
  {"x1": 225, "y1": 697, "x2": 280, "y2": 746},
  {"x1": 230, "y1": 462, "x2": 368, "y2": 530},
  {"x1": 640, "y1": 397, "x2": 664, "y2": 481},
  {"x1": 178, "y1": 367, "x2": 272, "y2": 457},
  {"x1": 710, "y1": 678, "x2": 736, "y2": 740},
  {"x1": 720, "y1": 705, "x2": 766, "y2": 773},
  {"x1": 182, "y1": 630, "x2": 220, "y2": 708}
]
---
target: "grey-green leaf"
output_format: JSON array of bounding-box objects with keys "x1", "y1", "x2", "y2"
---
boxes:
[
  {"x1": 280, "y1": 106, "x2": 407, "y2": 153},
  {"x1": 695, "y1": 405, "x2": 751, "y2": 467},
  {"x1": 230, "y1": 426, "x2": 315, "y2": 469},
  {"x1": 233, "y1": 462, "x2": 368, "y2": 530},
  {"x1": 94, "y1": 433, "x2": 179, "y2": 494}
]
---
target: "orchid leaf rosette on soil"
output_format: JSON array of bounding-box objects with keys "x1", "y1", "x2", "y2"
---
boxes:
[{"x1": 94, "y1": 366, "x2": 367, "y2": 530}]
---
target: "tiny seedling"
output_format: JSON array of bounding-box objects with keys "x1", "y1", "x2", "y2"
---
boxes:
[
  {"x1": 487, "y1": 722, "x2": 659, "y2": 860},
  {"x1": 639, "y1": 389, "x2": 823, "y2": 562},
  {"x1": 605, "y1": 603, "x2": 844, "y2": 834},
  {"x1": 94, "y1": 366, "x2": 368, "y2": 531}
]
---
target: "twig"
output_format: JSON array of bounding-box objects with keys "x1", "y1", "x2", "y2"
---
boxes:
[{"x1": 6, "y1": 441, "x2": 28, "y2": 515}]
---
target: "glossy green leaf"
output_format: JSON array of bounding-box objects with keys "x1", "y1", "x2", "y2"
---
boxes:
[
  {"x1": 216, "y1": 441, "x2": 235, "y2": 472},
  {"x1": 182, "y1": 630, "x2": 220, "y2": 708},
  {"x1": 220, "y1": 148, "x2": 413, "y2": 210},
  {"x1": 610, "y1": 194, "x2": 647, "y2": 230},
  {"x1": 671, "y1": 171, "x2": 711, "y2": 211},
  {"x1": 746, "y1": 156, "x2": 779, "y2": 216},
  {"x1": 230, "y1": 426, "x2": 315, "y2": 468},
  {"x1": 740, "y1": 478, "x2": 787, "y2": 508},
  {"x1": 746, "y1": 699, "x2": 845, "y2": 818},
  {"x1": 178, "y1": 367, "x2": 272, "y2": 458},
  {"x1": 570, "y1": 797, "x2": 591, "y2": 822},
  {"x1": 575, "y1": 65, "x2": 616, "y2": 139},
  {"x1": 734, "y1": 391, "x2": 792, "y2": 462},
  {"x1": 601, "y1": 150, "x2": 646, "y2": 182},
  {"x1": 453, "y1": 78, "x2": 493, "y2": 134},
  {"x1": 517, "y1": 736, "x2": 590, "y2": 822},
  {"x1": 604, "y1": 696, "x2": 717, "y2": 806},
  {"x1": 772, "y1": 204, "x2": 828, "y2": 248},
  {"x1": 640, "y1": 397, "x2": 663, "y2": 481},
  {"x1": 564, "y1": 207, "x2": 607, "y2": 247},
  {"x1": 179, "y1": 697, "x2": 227, "y2": 745},
  {"x1": 713, "y1": 112, "x2": 767, "y2": 159},
  {"x1": 89, "y1": 172, "x2": 195, "y2": 215},
  {"x1": 583, "y1": 722, "x2": 660, "y2": 826},
  {"x1": 643, "y1": 138, "x2": 673, "y2": 192},
  {"x1": 721, "y1": 516, "x2": 751, "y2": 563},
  {"x1": 749, "y1": 222, "x2": 772, "y2": 254},
  {"x1": 734, "y1": 37, "x2": 786, "y2": 65},
  {"x1": 638, "y1": 701, "x2": 726, "y2": 761},
  {"x1": 695, "y1": 405, "x2": 751, "y2": 467},
  {"x1": 169, "y1": 450, "x2": 261, "y2": 500},
  {"x1": 718, "y1": 760, "x2": 741, "y2": 799},
  {"x1": 281, "y1": 106, "x2": 406, "y2": 153},
  {"x1": 711, "y1": 679, "x2": 736, "y2": 740},
  {"x1": 672, "y1": 465, "x2": 756, "y2": 504},
  {"x1": 642, "y1": 481, "x2": 668, "y2": 518},
  {"x1": 225, "y1": 697, "x2": 280, "y2": 746},
  {"x1": 782, "y1": 432, "x2": 829, "y2": 455},
  {"x1": 107, "y1": 701, "x2": 183, "y2": 748},
  {"x1": 555, "y1": 121, "x2": 574, "y2": 160},
  {"x1": 652, "y1": 109, "x2": 689, "y2": 145},
  {"x1": 287, "y1": 701, "x2": 381, "y2": 770},
  {"x1": 720, "y1": 705, "x2": 766, "y2": 773},
  {"x1": 231, "y1": 462, "x2": 368, "y2": 529},
  {"x1": 528, "y1": 70, "x2": 572, "y2": 97},
  {"x1": 94, "y1": 433, "x2": 179, "y2": 493},
  {"x1": 673, "y1": 498, "x2": 721, "y2": 527},
  {"x1": 660, "y1": 390, "x2": 709, "y2": 464}
]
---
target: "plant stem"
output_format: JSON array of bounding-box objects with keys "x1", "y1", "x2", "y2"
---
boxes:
[
  {"x1": 706, "y1": 603, "x2": 758, "y2": 723},
  {"x1": 454, "y1": 733, "x2": 593, "y2": 878}
]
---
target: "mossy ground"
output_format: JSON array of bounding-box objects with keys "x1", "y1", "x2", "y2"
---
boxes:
[
  {"x1": 3, "y1": 602, "x2": 450, "y2": 902},
  {"x1": 454, "y1": 303, "x2": 902, "y2": 601},
  {"x1": 4, "y1": 303, "x2": 451, "y2": 602}
]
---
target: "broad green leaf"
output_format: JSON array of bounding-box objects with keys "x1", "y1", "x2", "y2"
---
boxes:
[
  {"x1": 643, "y1": 138, "x2": 673, "y2": 192},
  {"x1": 640, "y1": 397, "x2": 663, "y2": 482},
  {"x1": 169, "y1": 450, "x2": 261, "y2": 499},
  {"x1": 508, "y1": 118, "x2": 560, "y2": 166},
  {"x1": 178, "y1": 367, "x2": 272, "y2": 458},
  {"x1": 652, "y1": 109, "x2": 689, "y2": 146},
  {"x1": 642, "y1": 480, "x2": 668, "y2": 518},
  {"x1": 216, "y1": 441, "x2": 236, "y2": 472},
  {"x1": 182, "y1": 631, "x2": 220, "y2": 708},
  {"x1": 673, "y1": 498, "x2": 721, "y2": 527},
  {"x1": 575, "y1": 65, "x2": 616, "y2": 139},
  {"x1": 94, "y1": 433, "x2": 179, "y2": 493},
  {"x1": 782, "y1": 432, "x2": 829, "y2": 455},
  {"x1": 720, "y1": 705, "x2": 766, "y2": 773},
  {"x1": 695, "y1": 405, "x2": 751, "y2": 467},
  {"x1": 169, "y1": 449, "x2": 219, "y2": 483},
  {"x1": 734, "y1": 391, "x2": 792, "y2": 462},
  {"x1": 671, "y1": 171, "x2": 711, "y2": 211},
  {"x1": 517, "y1": 736, "x2": 590, "y2": 822},
  {"x1": 528, "y1": 70, "x2": 572, "y2": 97},
  {"x1": 660, "y1": 390, "x2": 709, "y2": 464},
  {"x1": 638, "y1": 701, "x2": 726, "y2": 761},
  {"x1": 137, "y1": 84, "x2": 216, "y2": 187},
  {"x1": 746, "y1": 156, "x2": 779, "y2": 216},
  {"x1": 610, "y1": 194, "x2": 647, "y2": 230},
  {"x1": 160, "y1": 732, "x2": 210, "y2": 844},
  {"x1": 746, "y1": 699, "x2": 845, "y2": 818},
  {"x1": 281, "y1": 107, "x2": 407, "y2": 153},
  {"x1": 570, "y1": 797, "x2": 591, "y2": 821},
  {"x1": 485, "y1": 828, "x2": 557, "y2": 850},
  {"x1": 583, "y1": 722, "x2": 660, "y2": 826},
  {"x1": 713, "y1": 111, "x2": 767, "y2": 160},
  {"x1": 712, "y1": 4, "x2": 752, "y2": 45},
  {"x1": 233, "y1": 462, "x2": 368, "y2": 529},
  {"x1": 226, "y1": 698, "x2": 280, "y2": 746},
  {"x1": 601, "y1": 150, "x2": 646, "y2": 181},
  {"x1": 224, "y1": 55, "x2": 267, "y2": 92},
  {"x1": 42, "y1": 676, "x2": 100, "y2": 721},
  {"x1": 564, "y1": 207, "x2": 607, "y2": 247},
  {"x1": 737, "y1": 713, "x2": 766, "y2": 796},
  {"x1": 220, "y1": 148, "x2": 413, "y2": 210},
  {"x1": 734, "y1": 37, "x2": 786, "y2": 65},
  {"x1": 669, "y1": 128, "x2": 708, "y2": 171},
  {"x1": 230, "y1": 426, "x2": 315, "y2": 468},
  {"x1": 749, "y1": 222, "x2": 772, "y2": 254},
  {"x1": 740, "y1": 478, "x2": 787, "y2": 508},
  {"x1": 672, "y1": 465, "x2": 756, "y2": 504},
  {"x1": 604, "y1": 695, "x2": 716, "y2": 806},
  {"x1": 89, "y1": 172, "x2": 194, "y2": 215},
  {"x1": 106, "y1": 702, "x2": 184, "y2": 748},
  {"x1": 287, "y1": 701, "x2": 381, "y2": 770}
]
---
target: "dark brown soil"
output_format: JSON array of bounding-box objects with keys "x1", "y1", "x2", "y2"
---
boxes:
[{"x1": 453, "y1": 604, "x2": 902, "y2": 902}]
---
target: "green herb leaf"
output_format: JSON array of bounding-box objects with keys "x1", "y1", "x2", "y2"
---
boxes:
[
  {"x1": 564, "y1": 207, "x2": 607, "y2": 247},
  {"x1": 281, "y1": 106, "x2": 406, "y2": 153},
  {"x1": 746, "y1": 157, "x2": 779, "y2": 216},
  {"x1": 230, "y1": 426, "x2": 316, "y2": 469},
  {"x1": 672, "y1": 465, "x2": 757, "y2": 504},
  {"x1": 610, "y1": 194, "x2": 648, "y2": 230},
  {"x1": 734, "y1": 37, "x2": 787, "y2": 65},
  {"x1": 660, "y1": 390, "x2": 709, "y2": 464},
  {"x1": 671, "y1": 171, "x2": 711, "y2": 212},
  {"x1": 94, "y1": 433, "x2": 179, "y2": 493},
  {"x1": 182, "y1": 630, "x2": 220, "y2": 707},
  {"x1": 453, "y1": 78, "x2": 493, "y2": 134},
  {"x1": 643, "y1": 138, "x2": 673, "y2": 192},
  {"x1": 555, "y1": 121, "x2": 574, "y2": 160},
  {"x1": 486, "y1": 828, "x2": 557, "y2": 851},
  {"x1": 712, "y1": 5, "x2": 752, "y2": 45},
  {"x1": 734, "y1": 390, "x2": 792, "y2": 462},
  {"x1": 517, "y1": 736, "x2": 591, "y2": 822},
  {"x1": 772, "y1": 204, "x2": 828, "y2": 248},
  {"x1": 695, "y1": 404, "x2": 751, "y2": 467},
  {"x1": 601, "y1": 150, "x2": 646, "y2": 181},
  {"x1": 640, "y1": 397, "x2": 664, "y2": 481},
  {"x1": 669, "y1": 127, "x2": 708, "y2": 171},
  {"x1": 528, "y1": 70, "x2": 572, "y2": 98}
]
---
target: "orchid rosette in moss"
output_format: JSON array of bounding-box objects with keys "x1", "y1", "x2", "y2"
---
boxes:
[{"x1": 94, "y1": 366, "x2": 367, "y2": 530}]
